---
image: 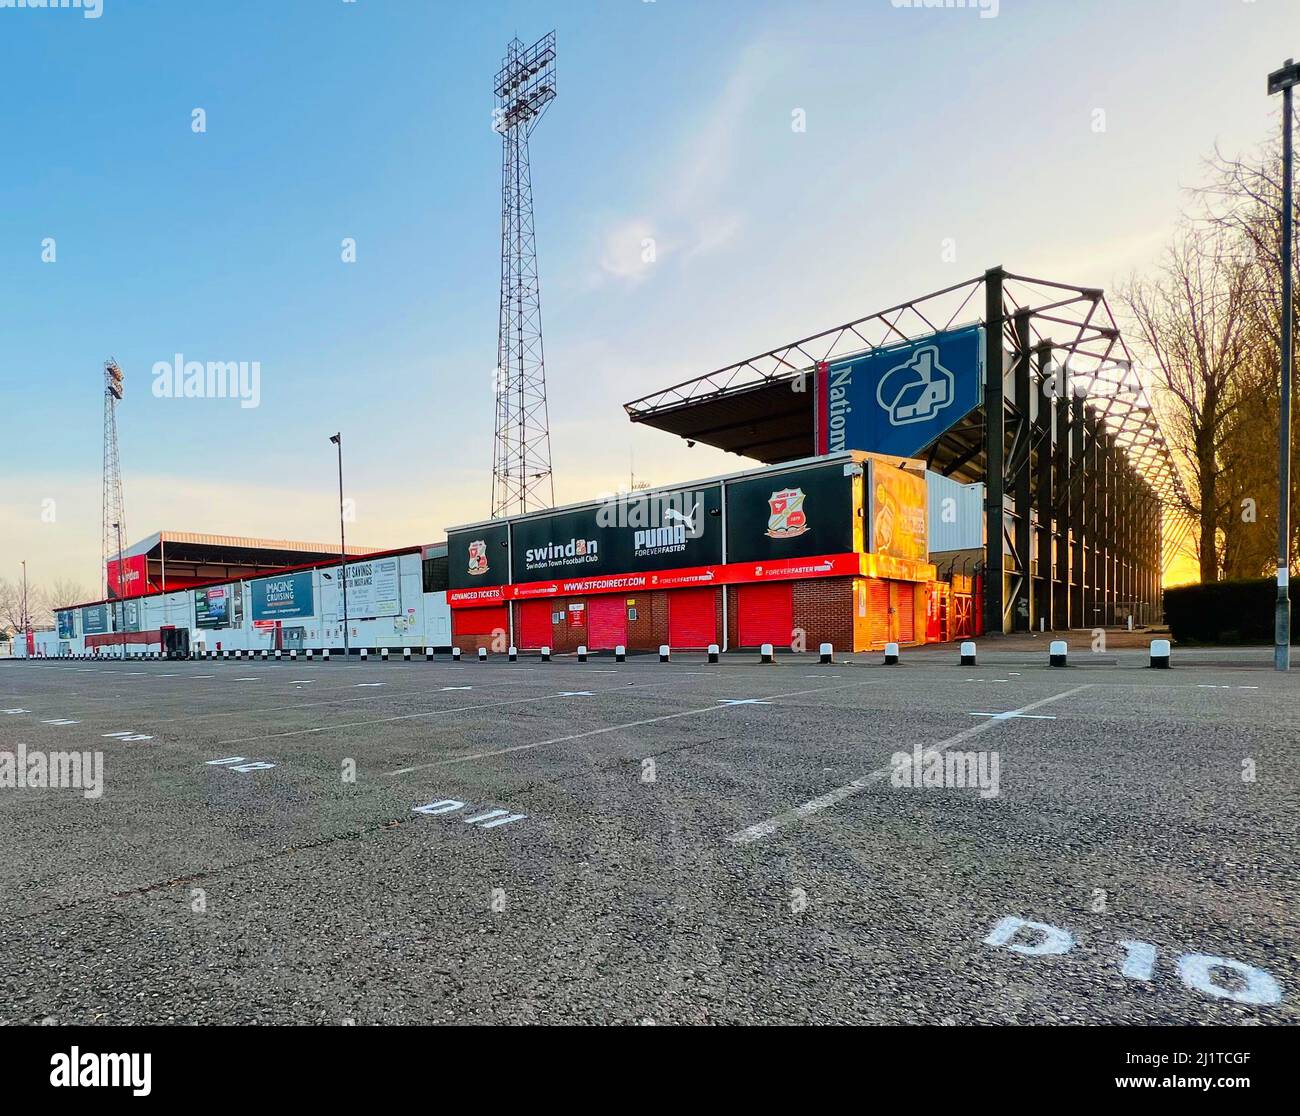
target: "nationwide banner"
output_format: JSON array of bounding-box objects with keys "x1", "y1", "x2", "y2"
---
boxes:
[
  {"x1": 447, "y1": 552, "x2": 864, "y2": 607},
  {"x1": 815, "y1": 324, "x2": 984, "y2": 458}
]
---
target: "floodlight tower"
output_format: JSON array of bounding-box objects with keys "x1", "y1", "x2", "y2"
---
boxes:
[
  {"x1": 101, "y1": 359, "x2": 127, "y2": 599},
  {"x1": 491, "y1": 32, "x2": 557, "y2": 518}
]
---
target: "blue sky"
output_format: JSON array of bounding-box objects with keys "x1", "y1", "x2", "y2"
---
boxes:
[{"x1": 1, "y1": 0, "x2": 1295, "y2": 590}]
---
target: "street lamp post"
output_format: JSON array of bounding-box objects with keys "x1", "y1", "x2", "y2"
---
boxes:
[
  {"x1": 1268, "y1": 59, "x2": 1298, "y2": 671},
  {"x1": 329, "y1": 433, "x2": 350, "y2": 659}
]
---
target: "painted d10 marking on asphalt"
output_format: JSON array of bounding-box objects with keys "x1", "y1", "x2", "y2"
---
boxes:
[
  {"x1": 983, "y1": 916, "x2": 1283, "y2": 1007},
  {"x1": 205, "y1": 756, "x2": 277, "y2": 773},
  {"x1": 412, "y1": 798, "x2": 527, "y2": 830},
  {"x1": 102, "y1": 731, "x2": 153, "y2": 742}
]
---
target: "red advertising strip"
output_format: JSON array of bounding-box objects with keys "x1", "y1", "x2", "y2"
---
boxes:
[
  {"x1": 449, "y1": 553, "x2": 863, "y2": 608},
  {"x1": 814, "y1": 360, "x2": 830, "y2": 456}
]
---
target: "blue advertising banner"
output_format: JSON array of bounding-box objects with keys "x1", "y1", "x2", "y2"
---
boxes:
[
  {"x1": 57, "y1": 610, "x2": 76, "y2": 639},
  {"x1": 82, "y1": 604, "x2": 110, "y2": 635},
  {"x1": 250, "y1": 571, "x2": 314, "y2": 620},
  {"x1": 817, "y1": 324, "x2": 984, "y2": 458}
]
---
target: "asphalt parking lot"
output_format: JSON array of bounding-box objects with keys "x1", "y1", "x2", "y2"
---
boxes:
[{"x1": 1, "y1": 647, "x2": 1296, "y2": 1025}]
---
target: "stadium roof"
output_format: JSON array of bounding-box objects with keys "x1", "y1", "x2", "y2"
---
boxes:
[
  {"x1": 624, "y1": 268, "x2": 1188, "y2": 505},
  {"x1": 122, "y1": 530, "x2": 378, "y2": 563}
]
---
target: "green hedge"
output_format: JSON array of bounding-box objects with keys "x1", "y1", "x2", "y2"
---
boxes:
[{"x1": 1164, "y1": 578, "x2": 1299, "y2": 644}]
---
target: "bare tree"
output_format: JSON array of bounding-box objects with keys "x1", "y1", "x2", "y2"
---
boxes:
[
  {"x1": 1198, "y1": 136, "x2": 1300, "y2": 574},
  {"x1": 0, "y1": 579, "x2": 24, "y2": 636},
  {"x1": 1119, "y1": 224, "x2": 1257, "y2": 583}
]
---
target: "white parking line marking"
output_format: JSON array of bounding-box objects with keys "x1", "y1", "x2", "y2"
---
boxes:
[
  {"x1": 727, "y1": 684, "x2": 1093, "y2": 845},
  {"x1": 718, "y1": 698, "x2": 772, "y2": 706},
  {"x1": 355, "y1": 683, "x2": 385, "y2": 688},
  {"x1": 40, "y1": 719, "x2": 81, "y2": 726},
  {"x1": 214, "y1": 677, "x2": 713, "y2": 746},
  {"x1": 3, "y1": 709, "x2": 31, "y2": 715},
  {"x1": 968, "y1": 711, "x2": 1056, "y2": 720},
  {"x1": 559, "y1": 691, "x2": 595, "y2": 697},
  {"x1": 441, "y1": 686, "x2": 472, "y2": 691},
  {"x1": 384, "y1": 680, "x2": 881, "y2": 776}
]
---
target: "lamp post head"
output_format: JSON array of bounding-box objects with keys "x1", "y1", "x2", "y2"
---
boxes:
[{"x1": 1268, "y1": 59, "x2": 1300, "y2": 95}]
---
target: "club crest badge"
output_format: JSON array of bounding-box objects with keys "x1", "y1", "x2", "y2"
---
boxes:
[
  {"x1": 765, "y1": 488, "x2": 809, "y2": 539},
  {"x1": 467, "y1": 540, "x2": 489, "y2": 577}
]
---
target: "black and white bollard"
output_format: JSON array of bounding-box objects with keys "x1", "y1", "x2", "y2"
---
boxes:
[
  {"x1": 508, "y1": 646, "x2": 517, "y2": 662},
  {"x1": 381, "y1": 648, "x2": 390, "y2": 662},
  {"x1": 305, "y1": 649, "x2": 313, "y2": 662},
  {"x1": 424, "y1": 647, "x2": 434, "y2": 660},
  {"x1": 708, "y1": 643, "x2": 719, "y2": 664},
  {"x1": 452, "y1": 647, "x2": 461, "y2": 662},
  {"x1": 541, "y1": 646, "x2": 551, "y2": 662},
  {"x1": 819, "y1": 642, "x2": 833, "y2": 665},
  {"x1": 360, "y1": 648, "x2": 368, "y2": 662},
  {"x1": 1149, "y1": 639, "x2": 1171, "y2": 669},
  {"x1": 403, "y1": 647, "x2": 412, "y2": 662},
  {"x1": 577, "y1": 645, "x2": 588, "y2": 663},
  {"x1": 1049, "y1": 640, "x2": 1068, "y2": 668},
  {"x1": 478, "y1": 647, "x2": 487, "y2": 662},
  {"x1": 760, "y1": 643, "x2": 775, "y2": 664},
  {"x1": 659, "y1": 644, "x2": 670, "y2": 664},
  {"x1": 615, "y1": 645, "x2": 626, "y2": 663},
  {"x1": 323, "y1": 649, "x2": 331, "y2": 662},
  {"x1": 290, "y1": 650, "x2": 298, "y2": 661},
  {"x1": 960, "y1": 641, "x2": 977, "y2": 667},
  {"x1": 883, "y1": 642, "x2": 900, "y2": 666}
]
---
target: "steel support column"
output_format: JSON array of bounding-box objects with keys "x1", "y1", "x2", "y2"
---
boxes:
[
  {"x1": 983, "y1": 267, "x2": 1006, "y2": 635},
  {"x1": 1010, "y1": 310, "x2": 1033, "y2": 632},
  {"x1": 1034, "y1": 343, "x2": 1054, "y2": 631},
  {"x1": 1054, "y1": 385, "x2": 1071, "y2": 628},
  {"x1": 1070, "y1": 397, "x2": 1086, "y2": 626}
]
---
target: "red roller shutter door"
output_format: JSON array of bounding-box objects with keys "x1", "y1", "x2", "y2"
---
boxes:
[
  {"x1": 867, "y1": 580, "x2": 890, "y2": 646},
  {"x1": 453, "y1": 605, "x2": 508, "y2": 639},
  {"x1": 668, "y1": 589, "x2": 716, "y2": 649},
  {"x1": 585, "y1": 595, "x2": 627, "y2": 650},
  {"x1": 518, "y1": 600, "x2": 551, "y2": 649},
  {"x1": 737, "y1": 583, "x2": 793, "y2": 647},
  {"x1": 895, "y1": 582, "x2": 916, "y2": 643}
]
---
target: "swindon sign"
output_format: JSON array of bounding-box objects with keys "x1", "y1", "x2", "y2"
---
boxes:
[{"x1": 816, "y1": 325, "x2": 984, "y2": 458}]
